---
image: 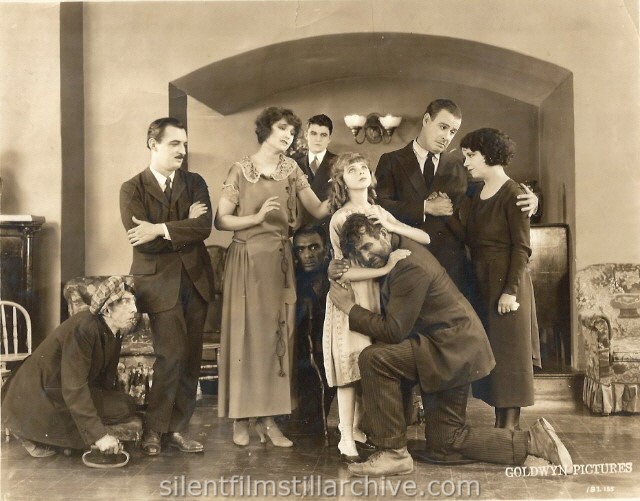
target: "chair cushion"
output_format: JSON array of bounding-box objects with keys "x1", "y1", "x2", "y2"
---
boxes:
[
  {"x1": 577, "y1": 264, "x2": 640, "y2": 413},
  {"x1": 63, "y1": 275, "x2": 154, "y2": 356}
]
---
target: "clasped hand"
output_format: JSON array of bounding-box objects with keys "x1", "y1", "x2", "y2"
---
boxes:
[
  {"x1": 425, "y1": 192, "x2": 453, "y2": 216},
  {"x1": 329, "y1": 279, "x2": 356, "y2": 314},
  {"x1": 94, "y1": 434, "x2": 122, "y2": 454},
  {"x1": 498, "y1": 293, "x2": 519, "y2": 315},
  {"x1": 516, "y1": 184, "x2": 539, "y2": 217},
  {"x1": 328, "y1": 258, "x2": 349, "y2": 281}
]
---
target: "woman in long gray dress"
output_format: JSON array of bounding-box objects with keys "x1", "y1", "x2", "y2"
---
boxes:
[
  {"x1": 460, "y1": 128, "x2": 541, "y2": 431},
  {"x1": 215, "y1": 107, "x2": 329, "y2": 447}
]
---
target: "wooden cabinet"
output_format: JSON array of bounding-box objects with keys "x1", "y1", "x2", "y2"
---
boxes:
[
  {"x1": 529, "y1": 224, "x2": 571, "y2": 372},
  {"x1": 0, "y1": 216, "x2": 45, "y2": 353}
]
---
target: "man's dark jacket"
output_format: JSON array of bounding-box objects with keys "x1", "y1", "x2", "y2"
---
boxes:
[{"x1": 349, "y1": 236, "x2": 495, "y2": 393}]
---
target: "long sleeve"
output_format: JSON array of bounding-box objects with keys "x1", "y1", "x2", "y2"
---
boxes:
[
  {"x1": 503, "y1": 188, "x2": 532, "y2": 297},
  {"x1": 61, "y1": 325, "x2": 108, "y2": 446},
  {"x1": 120, "y1": 171, "x2": 213, "y2": 254},
  {"x1": 120, "y1": 179, "x2": 174, "y2": 254},
  {"x1": 348, "y1": 261, "x2": 429, "y2": 344},
  {"x1": 376, "y1": 153, "x2": 425, "y2": 226},
  {"x1": 164, "y1": 173, "x2": 213, "y2": 247}
]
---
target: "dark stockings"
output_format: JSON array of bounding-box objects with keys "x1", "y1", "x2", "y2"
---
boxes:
[{"x1": 494, "y1": 407, "x2": 521, "y2": 431}]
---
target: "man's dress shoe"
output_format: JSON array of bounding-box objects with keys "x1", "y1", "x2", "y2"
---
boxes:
[
  {"x1": 348, "y1": 448, "x2": 414, "y2": 477},
  {"x1": 141, "y1": 429, "x2": 161, "y2": 456},
  {"x1": 165, "y1": 432, "x2": 204, "y2": 453}
]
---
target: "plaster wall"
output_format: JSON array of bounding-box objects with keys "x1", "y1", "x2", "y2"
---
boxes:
[
  {"x1": 0, "y1": 3, "x2": 62, "y2": 342},
  {"x1": 82, "y1": 0, "x2": 640, "y2": 276}
]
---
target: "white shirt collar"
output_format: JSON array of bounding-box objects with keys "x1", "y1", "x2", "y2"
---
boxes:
[
  {"x1": 309, "y1": 150, "x2": 327, "y2": 165},
  {"x1": 412, "y1": 140, "x2": 440, "y2": 173},
  {"x1": 150, "y1": 167, "x2": 175, "y2": 189},
  {"x1": 412, "y1": 140, "x2": 440, "y2": 161}
]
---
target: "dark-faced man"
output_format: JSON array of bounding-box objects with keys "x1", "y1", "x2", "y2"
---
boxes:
[
  {"x1": 328, "y1": 213, "x2": 573, "y2": 477},
  {"x1": 120, "y1": 117, "x2": 215, "y2": 455},
  {"x1": 375, "y1": 99, "x2": 538, "y2": 295},
  {"x1": 2, "y1": 277, "x2": 138, "y2": 461},
  {"x1": 292, "y1": 114, "x2": 337, "y2": 227},
  {"x1": 291, "y1": 225, "x2": 336, "y2": 434}
]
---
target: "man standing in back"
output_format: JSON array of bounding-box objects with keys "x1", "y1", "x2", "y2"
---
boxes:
[
  {"x1": 120, "y1": 117, "x2": 214, "y2": 455},
  {"x1": 292, "y1": 114, "x2": 338, "y2": 227},
  {"x1": 375, "y1": 99, "x2": 538, "y2": 295}
]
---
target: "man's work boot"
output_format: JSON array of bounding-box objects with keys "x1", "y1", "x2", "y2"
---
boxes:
[
  {"x1": 527, "y1": 418, "x2": 573, "y2": 474},
  {"x1": 347, "y1": 447, "x2": 413, "y2": 477},
  {"x1": 20, "y1": 438, "x2": 57, "y2": 458}
]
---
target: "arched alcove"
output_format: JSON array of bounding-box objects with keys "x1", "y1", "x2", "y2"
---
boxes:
[
  {"x1": 170, "y1": 32, "x2": 571, "y2": 113},
  {"x1": 169, "y1": 31, "x2": 574, "y2": 227},
  {"x1": 169, "y1": 32, "x2": 575, "y2": 372}
]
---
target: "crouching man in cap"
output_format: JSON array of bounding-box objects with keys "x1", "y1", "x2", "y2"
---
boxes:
[
  {"x1": 329, "y1": 214, "x2": 573, "y2": 477},
  {"x1": 1, "y1": 276, "x2": 139, "y2": 461}
]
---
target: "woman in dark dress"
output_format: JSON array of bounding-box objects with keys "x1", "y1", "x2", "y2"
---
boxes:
[{"x1": 460, "y1": 128, "x2": 541, "y2": 431}]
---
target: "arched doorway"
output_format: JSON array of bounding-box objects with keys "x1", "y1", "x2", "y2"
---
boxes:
[{"x1": 170, "y1": 32, "x2": 575, "y2": 372}]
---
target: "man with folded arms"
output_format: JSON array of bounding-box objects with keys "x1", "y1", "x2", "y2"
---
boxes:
[{"x1": 120, "y1": 117, "x2": 214, "y2": 455}]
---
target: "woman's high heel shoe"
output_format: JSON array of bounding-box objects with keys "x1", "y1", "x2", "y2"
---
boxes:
[
  {"x1": 255, "y1": 419, "x2": 293, "y2": 448},
  {"x1": 337, "y1": 438, "x2": 361, "y2": 464},
  {"x1": 352, "y1": 428, "x2": 376, "y2": 452},
  {"x1": 233, "y1": 419, "x2": 250, "y2": 447}
]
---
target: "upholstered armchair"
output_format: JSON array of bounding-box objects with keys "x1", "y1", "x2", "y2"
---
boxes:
[
  {"x1": 62, "y1": 245, "x2": 228, "y2": 401},
  {"x1": 63, "y1": 275, "x2": 155, "y2": 405},
  {"x1": 576, "y1": 264, "x2": 640, "y2": 414}
]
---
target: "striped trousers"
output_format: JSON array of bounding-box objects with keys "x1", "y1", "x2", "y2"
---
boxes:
[{"x1": 359, "y1": 340, "x2": 529, "y2": 465}]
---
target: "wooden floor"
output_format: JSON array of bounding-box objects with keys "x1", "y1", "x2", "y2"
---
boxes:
[{"x1": 1, "y1": 395, "x2": 639, "y2": 501}]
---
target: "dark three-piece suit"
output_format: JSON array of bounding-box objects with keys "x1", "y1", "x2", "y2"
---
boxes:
[
  {"x1": 376, "y1": 142, "x2": 470, "y2": 293},
  {"x1": 120, "y1": 167, "x2": 214, "y2": 433}
]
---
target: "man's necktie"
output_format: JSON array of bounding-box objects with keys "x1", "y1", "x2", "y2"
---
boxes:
[
  {"x1": 310, "y1": 156, "x2": 319, "y2": 175},
  {"x1": 164, "y1": 177, "x2": 172, "y2": 203},
  {"x1": 423, "y1": 152, "x2": 435, "y2": 189}
]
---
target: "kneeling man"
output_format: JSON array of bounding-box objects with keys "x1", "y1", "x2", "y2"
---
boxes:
[
  {"x1": 329, "y1": 214, "x2": 573, "y2": 476},
  {"x1": 2, "y1": 277, "x2": 138, "y2": 459}
]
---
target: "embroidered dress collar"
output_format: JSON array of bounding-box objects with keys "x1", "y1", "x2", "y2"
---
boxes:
[{"x1": 239, "y1": 154, "x2": 297, "y2": 183}]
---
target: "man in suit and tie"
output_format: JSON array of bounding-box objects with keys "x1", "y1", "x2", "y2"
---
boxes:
[
  {"x1": 120, "y1": 117, "x2": 215, "y2": 455},
  {"x1": 329, "y1": 213, "x2": 573, "y2": 477},
  {"x1": 292, "y1": 114, "x2": 338, "y2": 227},
  {"x1": 375, "y1": 99, "x2": 538, "y2": 295}
]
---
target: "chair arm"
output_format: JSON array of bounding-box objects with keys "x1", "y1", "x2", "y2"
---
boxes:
[{"x1": 579, "y1": 313, "x2": 613, "y2": 378}]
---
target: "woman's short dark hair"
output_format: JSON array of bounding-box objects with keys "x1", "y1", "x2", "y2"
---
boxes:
[
  {"x1": 255, "y1": 107, "x2": 302, "y2": 144},
  {"x1": 460, "y1": 128, "x2": 516, "y2": 166},
  {"x1": 147, "y1": 117, "x2": 185, "y2": 149},
  {"x1": 339, "y1": 213, "x2": 383, "y2": 261}
]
